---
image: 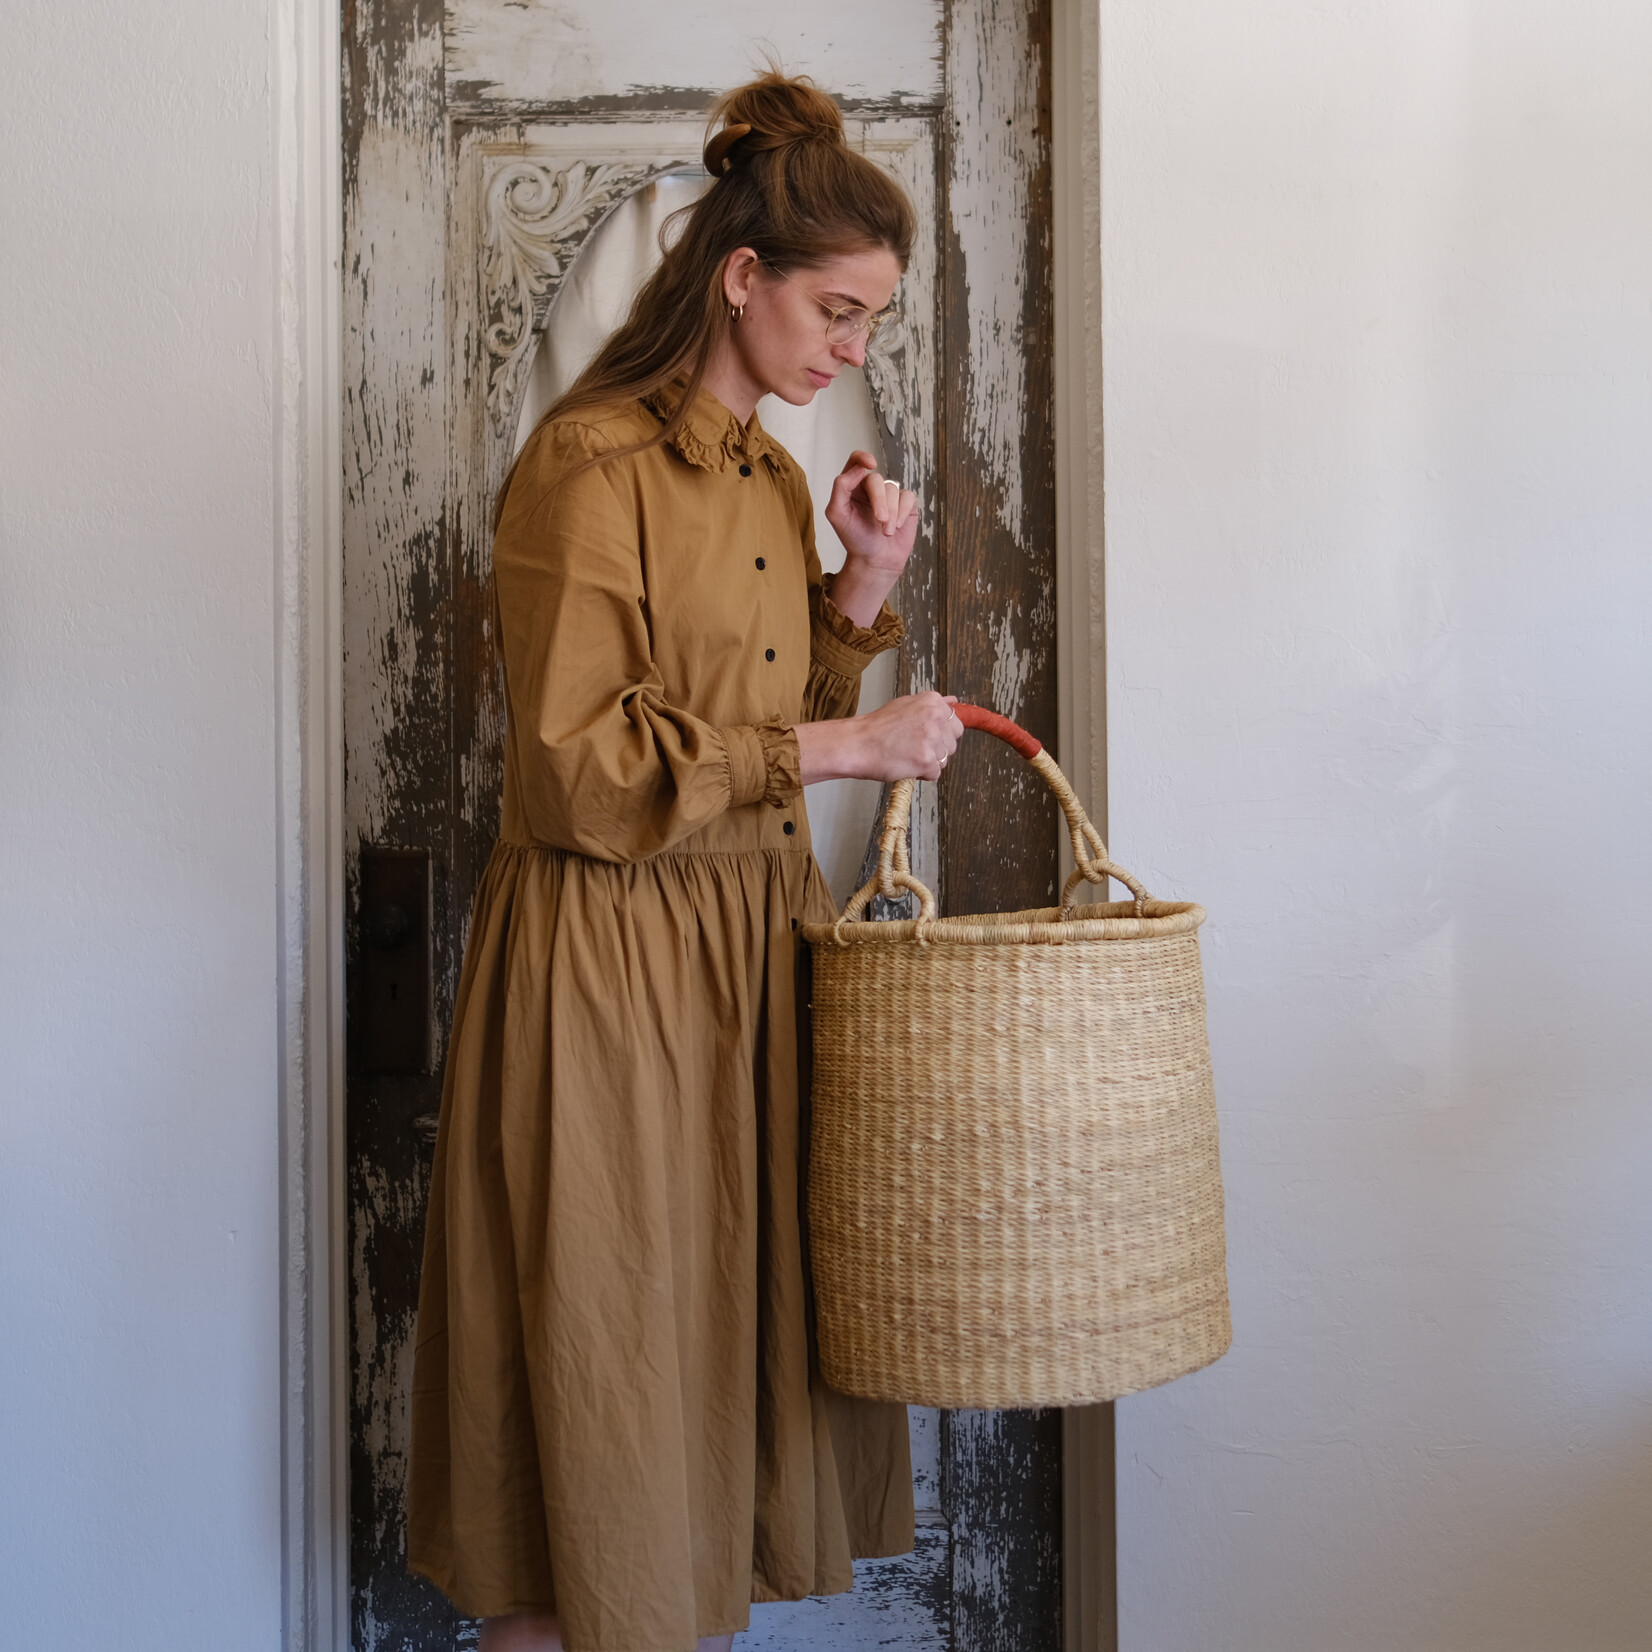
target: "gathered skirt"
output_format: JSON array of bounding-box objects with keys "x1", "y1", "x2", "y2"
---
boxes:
[{"x1": 406, "y1": 837, "x2": 914, "y2": 1652}]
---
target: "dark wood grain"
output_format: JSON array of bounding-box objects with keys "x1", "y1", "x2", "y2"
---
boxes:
[
  {"x1": 948, "y1": 1410, "x2": 1066, "y2": 1652},
  {"x1": 342, "y1": 0, "x2": 466, "y2": 1641},
  {"x1": 938, "y1": 2, "x2": 1067, "y2": 1647},
  {"x1": 939, "y1": 0, "x2": 1060, "y2": 921}
]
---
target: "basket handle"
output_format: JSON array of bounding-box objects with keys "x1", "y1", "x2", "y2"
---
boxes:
[{"x1": 833, "y1": 703, "x2": 1153, "y2": 937}]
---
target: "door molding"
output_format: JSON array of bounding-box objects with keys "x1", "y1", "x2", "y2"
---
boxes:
[
  {"x1": 447, "y1": 116, "x2": 945, "y2": 898},
  {"x1": 1052, "y1": 0, "x2": 1115, "y2": 1647},
  {"x1": 471, "y1": 129, "x2": 704, "y2": 444},
  {"x1": 276, "y1": 1, "x2": 347, "y2": 1648}
]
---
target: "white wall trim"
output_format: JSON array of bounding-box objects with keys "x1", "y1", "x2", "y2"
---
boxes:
[
  {"x1": 275, "y1": 0, "x2": 347, "y2": 1646},
  {"x1": 1052, "y1": 0, "x2": 1114, "y2": 1649}
]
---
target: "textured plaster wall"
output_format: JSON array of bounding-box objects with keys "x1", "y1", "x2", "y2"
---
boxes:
[
  {"x1": 0, "y1": 0, "x2": 284, "y2": 1646},
  {"x1": 1103, "y1": 3, "x2": 1652, "y2": 1647}
]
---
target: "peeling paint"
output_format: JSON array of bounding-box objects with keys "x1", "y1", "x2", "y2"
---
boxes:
[
  {"x1": 442, "y1": 0, "x2": 944, "y2": 112},
  {"x1": 342, "y1": 8, "x2": 451, "y2": 855},
  {"x1": 939, "y1": 0, "x2": 1059, "y2": 918},
  {"x1": 744, "y1": 1523, "x2": 952, "y2": 1649},
  {"x1": 946, "y1": 1410, "x2": 1065, "y2": 1652},
  {"x1": 932, "y1": 9, "x2": 1066, "y2": 1628},
  {"x1": 343, "y1": 0, "x2": 469, "y2": 1642},
  {"x1": 945, "y1": 0, "x2": 1042, "y2": 543},
  {"x1": 989, "y1": 604, "x2": 1035, "y2": 721}
]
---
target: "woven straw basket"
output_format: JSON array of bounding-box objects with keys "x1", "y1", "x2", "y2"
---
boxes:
[{"x1": 802, "y1": 704, "x2": 1231, "y2": 1409}]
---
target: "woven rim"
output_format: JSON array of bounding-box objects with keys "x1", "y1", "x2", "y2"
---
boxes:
[{"x1": 802, "y1": 898, "x2": 1205, "y2": 947}]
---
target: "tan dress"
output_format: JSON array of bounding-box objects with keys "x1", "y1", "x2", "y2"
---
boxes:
[{"x1": 406, "y1": 381, "x2": 915, "y2": 1652}]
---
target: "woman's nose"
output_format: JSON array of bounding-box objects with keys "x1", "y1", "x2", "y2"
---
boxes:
[{"x1": 835, "y1": 333, "x2": 868, "y2": 369}]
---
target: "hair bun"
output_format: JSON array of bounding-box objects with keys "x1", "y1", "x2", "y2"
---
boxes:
[
  {"x1": 705, "y1": 70, "x2": 845, "y2": 176},
  {"x1": 703, "y1": 123, "x2": 753, "y2": 177}
]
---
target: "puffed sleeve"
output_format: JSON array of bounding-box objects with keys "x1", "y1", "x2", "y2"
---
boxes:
[
  {"x1": 793, "y1": 480, "x2": 906, "y2": 725},
  {"x1": 494, "y1": 420, "x2": 801, "y2": 862}
]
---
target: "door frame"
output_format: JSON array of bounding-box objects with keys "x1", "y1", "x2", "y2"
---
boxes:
[
  {"x1": 1052, "y1": 0, "x2": 1115, "y2": 1648},
  {"x1": 278, "y1": 3, "x2": 1107, "y2": 1647},
  {"x1": 274, "y1": 0, "x2": 349, "y2": 1647}
]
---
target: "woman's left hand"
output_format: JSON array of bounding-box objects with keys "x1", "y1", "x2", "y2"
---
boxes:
[{"x1": 825, "y1": 451, "x2": 919, "y2": 573}]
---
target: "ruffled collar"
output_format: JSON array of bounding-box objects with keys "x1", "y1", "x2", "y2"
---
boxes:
[{"x1": 641, "y1": 377, "x2": 786, "y2": 474}]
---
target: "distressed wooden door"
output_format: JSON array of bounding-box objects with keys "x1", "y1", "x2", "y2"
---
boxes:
[{"x1": 342, "y1": 3, "x2": 1062, "y2": 1647}]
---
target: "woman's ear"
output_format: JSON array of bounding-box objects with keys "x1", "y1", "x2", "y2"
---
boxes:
[{"x1": 722, "y1": 247, "x2": 760, "y2": 308}]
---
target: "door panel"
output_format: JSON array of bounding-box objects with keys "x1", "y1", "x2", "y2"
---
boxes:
[{"x1": 343, "y1": 5, "x2": 1062, "y2": 1646}]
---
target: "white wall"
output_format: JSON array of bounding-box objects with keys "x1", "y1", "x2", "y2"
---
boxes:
[
  {"x1": 1103, "y1": 3, "x2": 1652, "y2": 1647},
  {"x1": 0, "y1": 0, "x2": 287, "y2": 1646}
]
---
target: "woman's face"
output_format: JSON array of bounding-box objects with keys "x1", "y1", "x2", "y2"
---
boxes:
[{"x1": 723, "y1": 245, "x2": 903, "y2": 407}]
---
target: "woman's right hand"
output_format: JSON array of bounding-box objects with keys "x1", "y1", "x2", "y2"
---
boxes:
[{"x1": 794, "y1": 692, "x2": 964, "y2": 785}]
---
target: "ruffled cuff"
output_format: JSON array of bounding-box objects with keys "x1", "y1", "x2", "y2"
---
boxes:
[
  {"x1": 722, "y1": 719, "x2": 804, "y2": 810},
  {"x1": 811, "y1": 572, "x2": 906, "y2": 680}
]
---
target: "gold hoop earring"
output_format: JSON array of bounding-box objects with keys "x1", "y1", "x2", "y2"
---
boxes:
[{"x1": 730, "y1": 304, "x2": 743, "y2": 323}]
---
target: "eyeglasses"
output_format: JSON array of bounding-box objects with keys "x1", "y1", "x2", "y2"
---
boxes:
[{"x1": 766, "y1": 265, "x2": 899, "y2": 347}]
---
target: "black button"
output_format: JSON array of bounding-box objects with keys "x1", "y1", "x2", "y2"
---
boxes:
[
  {"x1": 755, "y1": 556, "x2": 766, "y2": 570},
  {"x1": 764, "y1": 648, "x2": 776, "y2": 662},
  {"x1": 739, "y1": 463, "x2": 753, "y2": 477},
  {"x1": 782, "y1": 821, "x2": 796, "y2": 835}
]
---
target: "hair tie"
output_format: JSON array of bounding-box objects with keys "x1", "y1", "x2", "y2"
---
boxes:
[{"x1": 704, "y1": 123, "x2": 754, "y2": 177}]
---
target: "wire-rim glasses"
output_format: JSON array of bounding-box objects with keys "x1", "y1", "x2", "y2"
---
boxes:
[{"x1": 766, "y1": 264, "x2": 900, "y2": 347}]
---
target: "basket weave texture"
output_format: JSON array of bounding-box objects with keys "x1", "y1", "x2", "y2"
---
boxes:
[{"x1": 801, "y1": 709, "x2": 1231, "y2": 1409}]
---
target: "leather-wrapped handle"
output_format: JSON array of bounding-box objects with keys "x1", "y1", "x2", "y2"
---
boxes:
[
  {"x1": 832, "y1": 702, "x2": 1154, "y2": 939},
  {"x1": 954, "y1": 702, "x2": 1043, "y2": 760}
]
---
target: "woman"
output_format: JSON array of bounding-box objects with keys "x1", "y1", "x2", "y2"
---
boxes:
[{"x1": 406, "y1": 71, "x2": 964, "y2": 1652}]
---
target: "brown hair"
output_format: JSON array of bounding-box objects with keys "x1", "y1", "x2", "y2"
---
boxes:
[{"x1": 494, "y1": 70, "x2": 916, "y2": 529}]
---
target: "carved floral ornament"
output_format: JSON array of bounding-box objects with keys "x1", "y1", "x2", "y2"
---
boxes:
[{"x1": 482, "y1": 155, "x2": 695, "y2": 433}]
